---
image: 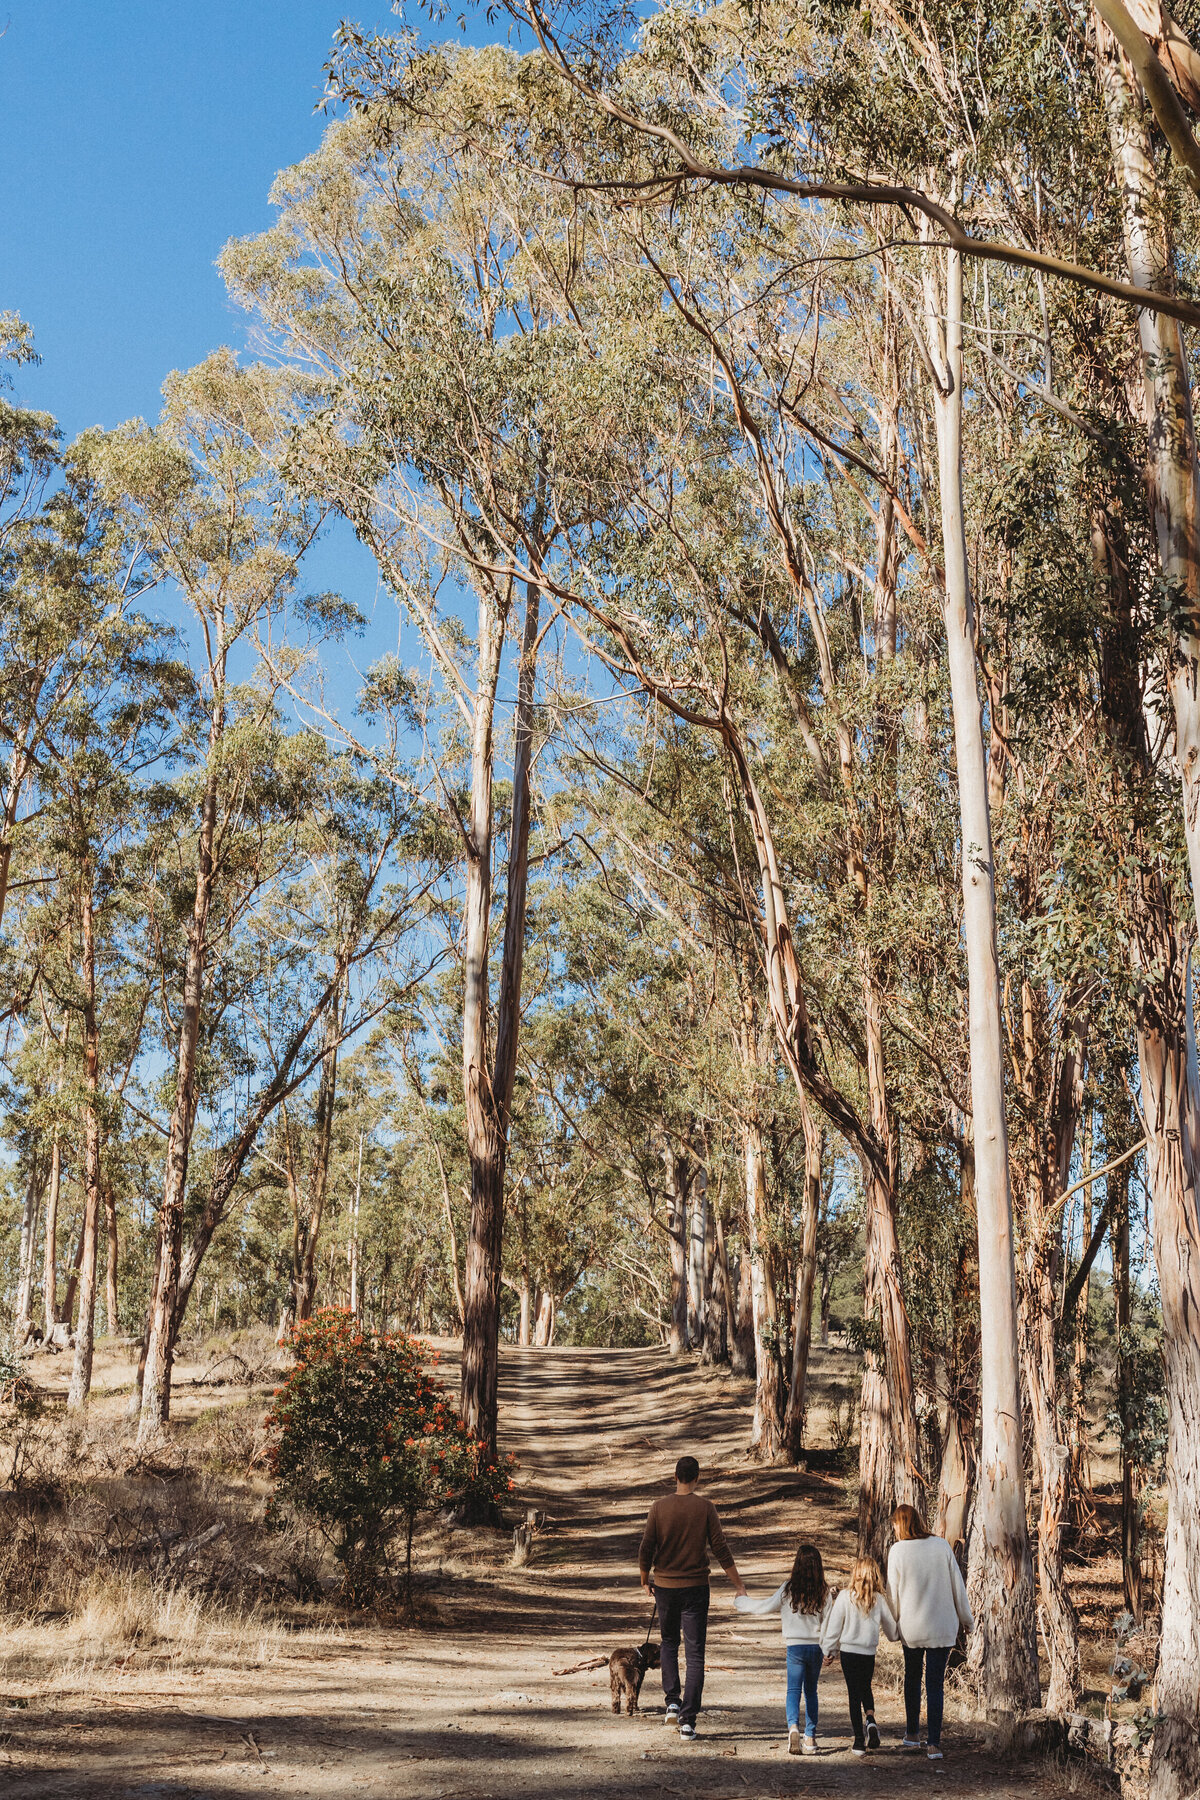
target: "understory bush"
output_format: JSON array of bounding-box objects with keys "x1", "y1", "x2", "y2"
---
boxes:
[{"x1": 268, "y1": 1309, "x2": 514, "y2": 1607}]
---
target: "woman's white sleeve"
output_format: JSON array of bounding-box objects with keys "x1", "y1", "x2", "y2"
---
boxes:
[
  {"x1": 885, "y1": 1546, "x2": 901, "y2": 1626},
  {"x1": 735, "y1": 1582, "x2": 786, "y2": 1616},
  {"x1": 948, "y1": 1544, "x2": 974, "y2": 1632}
]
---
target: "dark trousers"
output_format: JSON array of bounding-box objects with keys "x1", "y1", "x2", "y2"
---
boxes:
[
  {"x1": 903, "y1": 1644, "x2": 951, "y2": 1746},
  {"x1": 656, "y1": 1584, "x2": 710, "y2": 1726},
  {"x1": 841, "y1": 1650, "x2": 877, "y2": 1746}
]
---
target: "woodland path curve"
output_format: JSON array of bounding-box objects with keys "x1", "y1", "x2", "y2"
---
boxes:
[{"x1": 4, "y1": 1344, "x2": 1097, "y2": 1799}]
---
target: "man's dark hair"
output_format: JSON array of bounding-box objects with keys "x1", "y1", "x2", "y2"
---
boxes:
[{"x1": 675, "y1": 1455, "x2": 700, "y2": 1485}]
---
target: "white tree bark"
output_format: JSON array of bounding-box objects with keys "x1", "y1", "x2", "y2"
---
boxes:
[{"x1": 921, "y1": 226, "x2": 1039, "y2": 1709}]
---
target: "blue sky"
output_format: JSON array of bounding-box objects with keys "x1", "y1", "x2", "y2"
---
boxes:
[
  {"x1": 1, "y1": 2, "x2": 478, "y2": 712},
  {"x1": 2, "y1": 3, "x2": 371, "y2": 434},
  {"x1": 2, "y1": 3, "x2": 569, "y2": 731}
]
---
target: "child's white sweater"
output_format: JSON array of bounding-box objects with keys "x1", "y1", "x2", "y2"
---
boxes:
[
  {"x1": 735, "y1": 1585, "x2": 836, "y2": 1643},
  {"x1": 819, "y1": 1589, "x2": 899, "y2": 1658}
]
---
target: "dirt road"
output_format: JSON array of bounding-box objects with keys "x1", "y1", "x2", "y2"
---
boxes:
[{"x1": 1, "y1": 1345, "x2": 1104, "y2": 1798}]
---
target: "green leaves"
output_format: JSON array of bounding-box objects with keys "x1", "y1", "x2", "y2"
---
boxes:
[{"x1": 269, "y1": 1309, "x2": 513, "y2": 1604}]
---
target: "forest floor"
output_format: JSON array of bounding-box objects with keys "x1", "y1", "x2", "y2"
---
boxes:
[{"x1": 0, "y1": 1338, "x2": 1129, "y2": 1799}]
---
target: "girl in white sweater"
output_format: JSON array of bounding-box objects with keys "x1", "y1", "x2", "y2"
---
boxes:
[
  {"x1": 735, "y1": 1542, "x2": 835, "y2": 1755},
  {"x1": 885, "y1": 1505, "x2": 974, "y2": 1760},
  {"x1": 820, "y1": 1555, "x2": 898, "y2": 1754}
]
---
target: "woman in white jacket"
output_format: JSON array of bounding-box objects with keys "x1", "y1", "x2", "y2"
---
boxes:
[{"x1": 885, "y1": 1505, "x2": 974, "y2": 1761}]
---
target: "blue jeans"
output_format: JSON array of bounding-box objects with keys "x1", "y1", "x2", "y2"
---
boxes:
[
  {"x1": 903, "y1": 1645, "x2": 951, "y2": 1746},
  {"x1": 786, "y1": 1642, "x2": 823, "y2": 1735}
]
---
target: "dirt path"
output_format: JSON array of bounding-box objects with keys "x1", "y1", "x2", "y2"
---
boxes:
[{"x1": 2, "y1": 1346, "x2": 1100, "y2": 1799}]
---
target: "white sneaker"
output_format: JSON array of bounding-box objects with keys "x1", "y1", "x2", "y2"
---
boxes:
[
  {"x1": 802, "y1": 1735, "x2": 818, "y2": 1756},
  {"x1": 851, "y1": 1744, "x2": 867, "y2": 1757},
  {"x1": 787, "y1": 1726, "x2": 802, "y2": 1755},
  {"x1": 679, "y1": 1722, "x2": 696, "y2": 1741},
  {"x1": 901, "y1": 1737, "x2": 922, "y2": 1753},
  {"x1": 664, "y1": 1704, "x2": 680, "y2": 1726},
  {"x1": 927, "y1": 1746, "x2": 944, "y2": 1760}
]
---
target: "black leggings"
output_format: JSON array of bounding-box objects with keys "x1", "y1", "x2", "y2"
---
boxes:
[{"x1": 840, "y1": 1651, "x2": 876, "y2": 1746}]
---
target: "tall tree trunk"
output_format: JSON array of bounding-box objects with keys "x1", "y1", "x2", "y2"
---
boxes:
[
  {"x1": 138, "y1": 753, "x2": 220, "y2": 1444},
  {"x1": 1019, "y1": 1203, "x2": 1081, "y2": 1713},
  {"x1": 1014, "y1": 1007, "x2": 1084, "y2": 1715},
  {"x1": 1135, "y1": 1012, "x2": 1200, "y2": 1798},
  {"x1": 14, "y1": 1163, "x2": 43, "y2": 1341},
  {"x1": 296, "y1": 1003, "x2": 340, "y2": 1322},
  {"x1": 349, "y1": 1130, "x2": 362, "y2": 1317},
  {"x1": 937, "y1": 1170, "x2": 979, "y2": 1555},
  {"x1": 42, "y1": 1133, "x2": 62, "y2": 1334},
  {"x1": 60, "y1": 1209, "x2": 85, "y2": 1330},
  {"x1": 936, "y1": 1397, "x2": 974, "y2": 1556},
  {"x1": 700, "y1": 1199, "x2": 726, "y2": 1364},
  {"x1": 862, "y1": 958, "x2": 920, "y2": 1523},
  {"x1": 461, "y1": 577, "x2": 541, "y2": 1460},
  {"x1": 426, "y1": 1132, "x2": 465, "y2": 1329},
  {"x1": 1096, "y1": 35, "x2": 1200, "y2": 1789},
  {"x1": 744, "y1": 1118, "x2": 785, "y2": 1457},
  {"x1": 1068, "y1": 1107, "x2": 1095, "y2": 1525},
  {"x1": 103, "y1": 1179, "x2": 119, "y2": 1339},
  {"x1": 533, "y1": 1289, "x2": 554, "y2": 1346},
  {"x1": 688, "y1": 1163, "x2": 708, "y2": 1349},
  {"x1": 0, "y1": 740, "x2": 31, "y2": 944},
  {"x1": 664, "y1": 1141, "x2": 690, "y2": 1357},
  {"x1": 714, "y1": 1205, "x2": 748, "y2": 1372},
  {"x1": 857, "y1": 1276, "x2": 896, "y2": 1560},
  {"x1": 734, "y1": 1243, "x2": 756, "y2": 1378},
  {"x1": 783, "y1": 1106, "x2": 822, "y2": 1461},
  {"x1": 69, "y1": 887, "x2": 103, "y2": 1410},
  {"x1": 923, "y1": 230, "x2": 1039, "y2": 1709},
  {"x1": 1112, "y1": 1154, "x2": 1141, "y2": 1621}
]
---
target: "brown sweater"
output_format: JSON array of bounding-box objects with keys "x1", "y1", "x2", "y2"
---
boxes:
[{"x1": 638, "y1": 1493, "x2": 735, "y2": 1589}]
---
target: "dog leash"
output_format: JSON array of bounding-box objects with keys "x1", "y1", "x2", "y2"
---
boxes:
[{"x1": 642, "y1": 1591, "x2": 659, "y2": 1649}]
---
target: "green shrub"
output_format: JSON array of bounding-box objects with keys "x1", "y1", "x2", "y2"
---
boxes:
[{"x1": 267, "y1": 1309, "x2": 513, "y2": 1607}]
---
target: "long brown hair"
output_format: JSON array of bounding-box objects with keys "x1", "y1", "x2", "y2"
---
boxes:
[
  {"x1": 785, "y1": 1542, "x2": 827, "y2": 1614},
  {"x1": 892, "y1": 1505, "x2": 931, "y2": 1542}
]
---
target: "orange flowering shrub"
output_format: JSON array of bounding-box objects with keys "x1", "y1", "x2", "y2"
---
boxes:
[{"x1": 267, "y1": 1309, "x2": 514, "y2": 1606}]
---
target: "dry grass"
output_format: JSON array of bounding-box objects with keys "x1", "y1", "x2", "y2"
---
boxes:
[
  {"x1": 0, "y1": 1329, "x2": 364, "y2": 1707},
  {"x1": 0, "y1": 1568, "x2": 292, "y2": 1696}
]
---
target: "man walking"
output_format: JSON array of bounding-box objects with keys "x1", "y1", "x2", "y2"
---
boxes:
[{"x1": 639, "y1": 1455, "x2": 747, "y2": 1741}]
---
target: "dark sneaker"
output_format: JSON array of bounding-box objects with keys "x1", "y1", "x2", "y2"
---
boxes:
[
  {"x1": 866, "y1": 1720, "x2": 881, "y2": 1752},
  {"x1": 664, "y1": 1705, "x2": 680, "y2": 1726},
  {"x1": 852, "y1": 1743, "x2": 866, "y2": 1757},
  {"x1": 679, "y1": 1722, "x2": 697, "y2": 1741}
]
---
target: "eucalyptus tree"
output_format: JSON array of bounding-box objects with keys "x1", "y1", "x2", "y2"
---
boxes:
[
  {"x1": 465, "y1": 0, "x2": 1200, "y2": 1718},
  {"x1": 221, "y1": 51, "x2": 632, "y2": 1460},
  {"x1": 10, "y1": 481, "x2": 182, "y2": 1406},
  {"x1": 86, "y1": 353, "x2": 343, "y2": 1438},
  {"x1": 1086, "y1": 21, "x2": 1200, "y2": 1786}
]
